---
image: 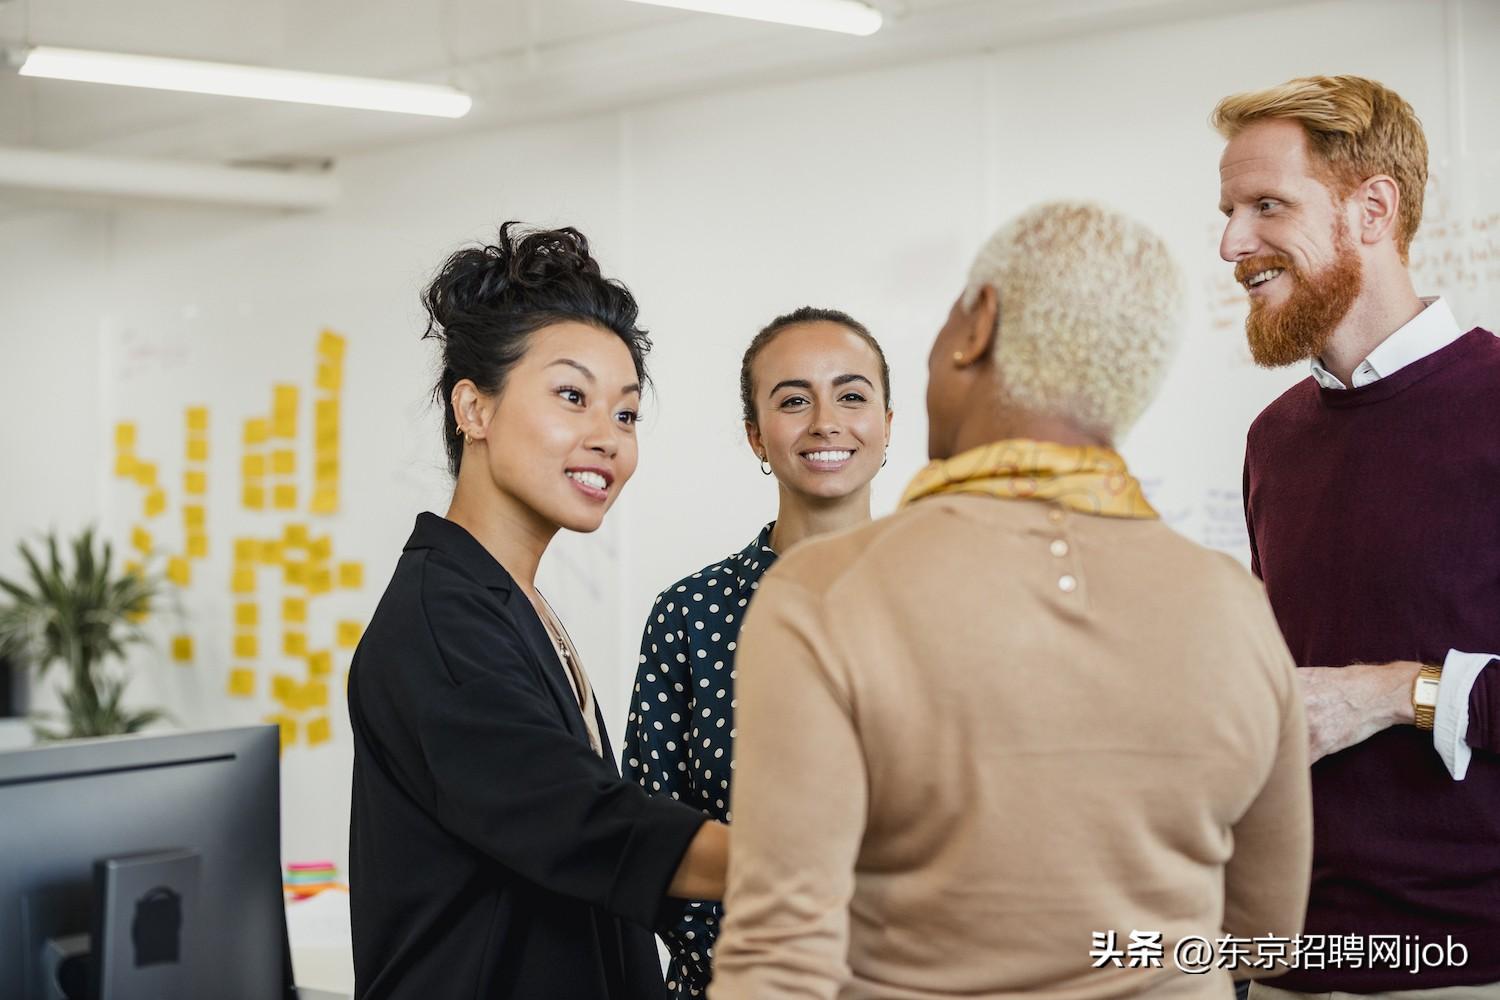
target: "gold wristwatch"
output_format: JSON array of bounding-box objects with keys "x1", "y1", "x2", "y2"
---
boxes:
[{"x1": 1412, "y1": 663, "x2": 1443, "y2": 731}]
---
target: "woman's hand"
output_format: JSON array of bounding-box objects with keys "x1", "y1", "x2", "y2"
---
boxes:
[{"x1": 667, "y1": 820, "x2": 730, "y2": 900}]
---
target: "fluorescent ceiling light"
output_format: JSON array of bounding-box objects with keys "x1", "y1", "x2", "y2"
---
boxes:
[
  {"x1": 622, "y1": 0, "x2": 883, "y2": 36},
  {"x1": 11, "y1": 46, "x2": 472, "y2": 118}
]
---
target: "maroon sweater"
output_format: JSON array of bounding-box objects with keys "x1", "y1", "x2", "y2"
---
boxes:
[{"x1": 1244, "y1": 328, "x2": 1500, "y2": 990}]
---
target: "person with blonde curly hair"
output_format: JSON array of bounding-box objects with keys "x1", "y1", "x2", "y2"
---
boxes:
[
  {"x1": 710, "y1": 201, "x2": 1312, "y2": 998},
  {"x1": 1216, "y1": 74, "x2": 1500, "y2": 999}
]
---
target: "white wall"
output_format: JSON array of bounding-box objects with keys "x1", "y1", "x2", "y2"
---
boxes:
[{"x1": 3, "y1": 0, "x2": 1497, "y2": 895}]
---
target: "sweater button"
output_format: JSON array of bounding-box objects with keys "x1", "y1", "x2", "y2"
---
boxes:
[
  {"x1": 1050, "y1": 539, "x2": 1069, "y2": 557},
  {"x1": 1048, "y1": 508, "x2": 1064, "y2": 523},
  {"x1": 1058, "y1": 575, "x2": 1077, "y2": 593}
]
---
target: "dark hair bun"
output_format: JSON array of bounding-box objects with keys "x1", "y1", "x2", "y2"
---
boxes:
[{"x1": 423, "y1": 223, "x2": 609, "y2": 341}]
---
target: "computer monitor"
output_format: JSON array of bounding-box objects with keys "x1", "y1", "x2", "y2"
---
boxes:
[{"x1": 0, "y1": 725, "x2": 293, "y2": 1000}]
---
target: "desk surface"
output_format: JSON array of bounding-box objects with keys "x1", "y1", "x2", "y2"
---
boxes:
[{"x1": 287, "y1": 892, "x2": 354, "y2": 996}]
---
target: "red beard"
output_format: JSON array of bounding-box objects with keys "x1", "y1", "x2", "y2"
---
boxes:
[{"x1": 1236, "y1": 226, "x2": 1363, "y2": 369}]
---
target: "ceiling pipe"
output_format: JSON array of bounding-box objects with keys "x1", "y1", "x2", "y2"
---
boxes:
[{"x1": 0, "y1": 145, "x2": 339, "y2": 209}]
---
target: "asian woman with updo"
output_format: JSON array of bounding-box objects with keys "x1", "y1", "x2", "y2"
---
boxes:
[{"x1": 348, "y1": 223, "x2": 728, "y2": 1000}]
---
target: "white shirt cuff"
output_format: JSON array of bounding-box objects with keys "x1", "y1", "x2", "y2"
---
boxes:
[{"x1": 1433, "y1": 650, "x2": 1496, "y2": 780}]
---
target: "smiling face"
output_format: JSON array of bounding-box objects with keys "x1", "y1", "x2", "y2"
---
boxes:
[
  {"x1": 1219, "y1": 118, "x2": 1365, "y2": 367},
  {"x1": 465, "y1": 320, "x2": 641, "y2": 535},
  {"x1": 745, "y1": 320, "x2": 891, "y2": 502}
]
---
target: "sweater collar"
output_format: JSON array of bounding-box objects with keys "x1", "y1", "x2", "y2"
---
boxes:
[
  {"x1": 1310, "y1": 296, "x2": 1462, "y2": 390},
  {"x1": 1316, "y1": 328, "x2": 1495, "y2": 408}
]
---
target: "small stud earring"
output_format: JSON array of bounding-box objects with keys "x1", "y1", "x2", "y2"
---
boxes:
[{"x1": 953, "y1": 351, "x2": 965, "y2": 364}]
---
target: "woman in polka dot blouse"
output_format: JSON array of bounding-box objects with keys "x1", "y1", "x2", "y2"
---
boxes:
[{"x1": 625, "y1": 306, "x2": 893, "y2": 998}]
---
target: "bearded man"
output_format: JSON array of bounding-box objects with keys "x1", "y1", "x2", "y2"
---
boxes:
[{"x1": 1216, "y1": 75, "x2": 1500, "y2": 998}]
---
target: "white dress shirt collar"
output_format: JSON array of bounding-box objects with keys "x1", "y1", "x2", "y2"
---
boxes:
[{"x1": 1311, "y1": 296, "x2": 1463, "y2": 390}]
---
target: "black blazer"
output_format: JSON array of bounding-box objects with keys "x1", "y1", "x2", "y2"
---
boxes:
[{"x1": 348, "y1": 513, "x2": 707, "y2": 1000}]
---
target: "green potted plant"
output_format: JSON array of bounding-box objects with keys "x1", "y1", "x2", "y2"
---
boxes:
[{"x1": 0, "y1": 527, "x2": 167, "y2": 739}]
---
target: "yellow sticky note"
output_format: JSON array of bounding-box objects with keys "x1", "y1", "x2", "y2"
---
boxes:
[
  {"x1": 131, "y1": 526, "x2": 152, "y2": 554},
  {"x1": 114, "y1": 422, "x2": 137, "y2": 450},
  {"x1": 166, "y1": 556, "x2": 190, "y2": 587},
  {"x1": 304, "y1": 680, "x2": 329, "y2": 710},
  {"x1": 271, "y1": 449, "x2": 295, "y2": 476},
  {"x1": 336, "y1": 621, "x2": 363, "y2": 649},
  {"x1": 317, "y1": 330, "x2": 346, "y2": 359},
  {"x1": 114, "y1": 454, "x2": 137, "y2": 477},
  {"x1": 182, "y1": 504, "x2": 206, "y2": 529},
  {"x1": 242, "y1": 485, "x2": 265, "y2": 510},
  {"x1": 315, "y1": 456, "x2": 340, "y2": 481},
  {"x1": 233, "y1": 633, "x2": 259, "y2": 658},
  {"x1": 244, "y1": 418, "x2": 269, "y2": 446},
  {"x1": 310, "y1": 489, "x2": 338, "y2": 515},
  {"x1": 228, "y1": 668, "x2": 255, "y2": 698},
  {"x1": 272, "y1": 412, "x2": 297, "y2": 439},
  {"x1": 231, "y1": 567, "x2": 257, "y2": 595},
  {"x1": 187, "y1": 533, "x2": 208, "y2": 559},
  {"x1": 307, "y1": 650, "x2": 332, "y2": 677},
  {"x1": 171, "y1": 635, "x2": 194, "y2": 662},
  {"x1": 306, "y1": 715, "x2": 332, "y2": 747},
  {"x1": 283, "y1": 524, "x2": 309, "y2": 547},
  {"x1": 184, "y1": 469, "x2": 207, "y2": 495},
  {"x1": 308, "y1": 567, "x2": 333, "y2": 595},
  {"x1": 337, "y1": 562, "x2": 363, "y2": 589},
  {"x1": 309, "y1": 536, "x2": 332, "y2": 562},
  {"x1": 242, "y1": 454, "x2": 266, "y2": 479},
  {"x1": 126, "y1": 606, "x2": 151, "y2": 625},
  {"x1": 273, "y1": 484, "x2": 298, "y2": 511},
  {"x1": 315, "y1": 398, "x2": 339, "y2": 427},
  {"x1": 185, "y1": 438, "x2": 209, "y2": 463},
  {"x1": 284, "y1": 631, "x2": 307, "y2": 657},
  {"x1": 143, "y1": 489, "x2": 167, "y2": 519},
  {"x1": 234, "y1": 538, "x2": 257, "y2": 563},
  {"x1": 284, "y1": 562, "x2": 309, "y2": 588},
  {"x1": 185, "y1": 406, "x2": 209, "y2": 432},
  {"x1": 316, "y1": 362, "x2": 342, "y2": 392},
  {"x1": 283, "y1": 597, "x2": 307, "y2": 623},
  {"x1": 259, "y1": 541, "x2": 283, "y2": 565},
  {"x1": 234, "y1": 602, "x2": 258, "y2": 627},
  {"x1": 133, "y1": 462, "x2": 158, "y2": 488},
  {"x1": 271, "y1": 674, "x2": 297, "y2": 704},
  {"x1": 273, "y1": 384, "x2": 299, "y2": 414},
  {"x1": 125, "y1": 560, "x2": 143, "y2": 577}
]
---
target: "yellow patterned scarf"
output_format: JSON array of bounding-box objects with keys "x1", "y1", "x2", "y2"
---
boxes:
[{"x1": 899, "y1": 439, "x2": 1158, "y2": 519}]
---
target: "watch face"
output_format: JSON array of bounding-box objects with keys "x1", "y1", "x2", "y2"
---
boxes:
[{"x1": 1415, "y1": 678, "x2": 1441, "y2": 707}]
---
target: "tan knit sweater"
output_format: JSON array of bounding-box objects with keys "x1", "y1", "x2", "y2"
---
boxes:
[{"x1": 711, "y1": 494, "x2": 1311, "y2": 1000}]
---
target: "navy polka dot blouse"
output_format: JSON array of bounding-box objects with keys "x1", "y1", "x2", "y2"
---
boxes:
[{"x1": 624, "y1": 523, "x2": 777, "y2": 999}]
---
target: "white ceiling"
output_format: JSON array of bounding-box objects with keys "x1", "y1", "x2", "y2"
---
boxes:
[{"x1": 0, "y1": 0, "x2": 1315, "y2": 167}]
